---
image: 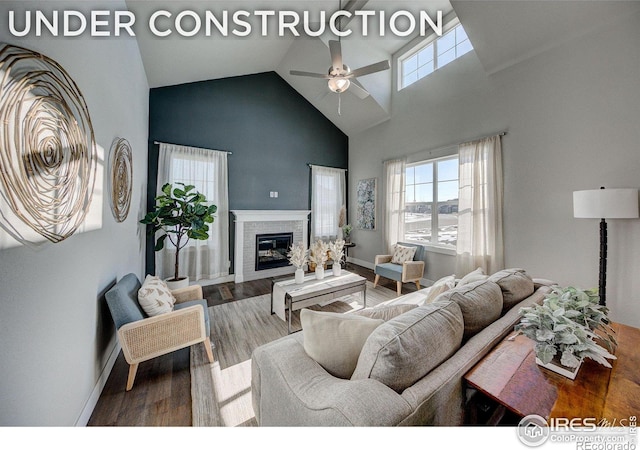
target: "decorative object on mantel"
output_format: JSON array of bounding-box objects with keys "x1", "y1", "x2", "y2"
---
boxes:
[
  {"x1": 0, "y1": 44, "x2": 97, "y2": 244},
  {"x1": 140, "y1": 183, "x2": 217, "y2": 289},
  {"x1": 573, "y1": 187, "x2": 639, "y2": 306},
  {"x1": 329, "y1": 239, "x2": 345, "y2": 276},
  {"x1": 515, "y1": 286, "x2": 617, "y2": 379},
  {"x1": 287, "y1": 242, "x2": 308, "y2": 284},
  {"x1": 108, "y1": 137, "x2": 133, "y2": 223},
  {"x1": 309, "y1": 240, "x2": 329, "y2": 280},
  {"x1": 356, "y1": 178, "x2": 376, "y2": 230},
  {"x1": 342, "y1": 224, "x2": 353, "y2": 243}
]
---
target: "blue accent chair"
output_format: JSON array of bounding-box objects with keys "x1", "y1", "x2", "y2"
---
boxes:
[
  {"x1": 373, "y1": 242, "x2": 425, "y2": 296},
  {"x1": 105, "y1": 273, "x2": 214, "y2": 391}
]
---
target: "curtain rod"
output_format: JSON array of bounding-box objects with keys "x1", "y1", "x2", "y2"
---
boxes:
[
  {"x1": 308, "y1": 164, "x2": 347, "y2": 171},
  {"x1": 153, "y1": 141, "x2": 232, "y2": 155},
  {"x1": 382, "y1": 131, "x2": 507, "y2": 164}
]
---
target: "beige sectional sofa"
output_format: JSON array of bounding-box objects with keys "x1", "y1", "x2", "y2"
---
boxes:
[{"x1": 251, "y1": 269, "x2": 555, "y2": 426}]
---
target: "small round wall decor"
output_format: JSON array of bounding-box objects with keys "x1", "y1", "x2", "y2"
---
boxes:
[
  {"x1": 109, "y1": 137, "x2": 133, "y2": 223},
  {"x1": 0, "y1": 44, "x2": 97, "y2": 244}
]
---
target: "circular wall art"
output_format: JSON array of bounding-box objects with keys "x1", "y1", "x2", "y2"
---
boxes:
[
  {"x1": 0, "y1": 44, "x2": 97, "y2": 244},
  {"x1": 109, "y1": 137, "x2": 133, "y2": 223}
]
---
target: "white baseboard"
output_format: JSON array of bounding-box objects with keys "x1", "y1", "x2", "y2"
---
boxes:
[{"x1": 75, "y1": 340, "x2": 121, "y2": 426}]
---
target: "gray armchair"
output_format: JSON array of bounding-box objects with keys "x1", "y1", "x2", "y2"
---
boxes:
[
  {"x1": 105, "y1": 273, "x2": 214, "y2": 391},
  {"x1": 373, "y1": 242, "x2": 425, "y2": 296}
]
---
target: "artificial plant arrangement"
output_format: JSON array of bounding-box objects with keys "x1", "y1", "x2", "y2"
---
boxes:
[
  {"x1": 328, "y1": 239, "x2": 345, "y2": 263},
  {"x1": 515, "y1": 286, "x2": 617, "y2": 371},
  {"x1": 140, "y1": 182, "x2": 217, "y2": 282},
  {"x1": 309, "y1": 239, "x2": 329, "y2": 268},
  {"x1": 287, "y1": 242, "x2": 308, "y2": 269},
  {"x1": 342, "y1": 224, "x2": 353, "y2": 242}
]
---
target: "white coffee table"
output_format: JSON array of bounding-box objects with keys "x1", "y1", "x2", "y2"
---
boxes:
[{"x1": 271, "y1": 271, "x2": 367, "y2": 334}]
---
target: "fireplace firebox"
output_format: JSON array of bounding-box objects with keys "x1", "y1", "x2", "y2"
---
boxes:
[{"x1": 255, "y1": 233, "x2": 293, "y2": 271}]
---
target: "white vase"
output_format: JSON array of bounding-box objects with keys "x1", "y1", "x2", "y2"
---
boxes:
[
  {"x1": 165, "y1": 276, "x2": 189, "y2": 290},
  {"x1": 295, "y1": 268, "x2": 305, "y2": 284},
  {"x1": 315, "y1": 266, "x2": 325, "y2": 280},
  {"x1": 332, "y1": 262, "x2": 342, "y2": 277}
]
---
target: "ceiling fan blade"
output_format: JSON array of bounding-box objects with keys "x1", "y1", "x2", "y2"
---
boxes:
[
  {"x1": 329, "y1": 40, "x2": 343, "y2": 72},
  {"x1": 290, "y1": 70, "x2": 331, "y2": 79},
  {"x1": 349, "y1": 79, "x2": 370, "y2": 99},
  {"x1": 348, "y1": 60, "x2": 391, "y2": 78}
]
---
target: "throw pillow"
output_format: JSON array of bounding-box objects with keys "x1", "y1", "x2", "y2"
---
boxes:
[
  {"x1": 488, "y1": 268, "x2": 535, "y2": 313},
  {"x1": 137, "y1": 275, "x2": 176, "y2": 317},
  {"x1": 391, "y1": 244, "x2": 417, "y2": 264},
  {"x1": 437, "y1": 279, "x2": 503, "y2": 341},
  {"x1": 458, "y1": 267, "x2": 488, "y2": 286},
  {"x1": 425, "y1": 274, "x2": 456, "y2": 303},
  {"x1": 353, "y1": 303, "x2": 417, "y2": 321},
  {"x1": 351, "y1": 301, "x2": 464, "y2": 393},
  {"x1": 301, "y1": 309, "x2": 384, "y2": 379}
]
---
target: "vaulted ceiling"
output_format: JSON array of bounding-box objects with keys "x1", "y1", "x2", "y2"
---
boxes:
[{"x1": 127, "y1": 0, "x2": 640, "y2": 136}]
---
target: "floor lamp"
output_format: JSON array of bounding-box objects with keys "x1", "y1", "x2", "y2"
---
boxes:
[{"x1": 573, "y1": 187, "x2": 639, "y2": 306}]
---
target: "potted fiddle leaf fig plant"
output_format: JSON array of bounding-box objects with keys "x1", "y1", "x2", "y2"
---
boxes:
[
  {"x1": 515, "y1": 286, "x2": 616, "y2": 379},
  {"x1": 141, "y1": 182, "x2": 216, "y2": 289}
]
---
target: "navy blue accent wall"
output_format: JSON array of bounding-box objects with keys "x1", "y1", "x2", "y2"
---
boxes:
[{"x1": 146, "y1": 71, "x2": 348, "y2": 275}]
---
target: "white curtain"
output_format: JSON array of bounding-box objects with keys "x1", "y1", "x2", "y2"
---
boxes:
[
  {"x1": 383, "y1": 158, "x2": 406, "y2": 253},
  {"x1": 156, "y1": 143, "x2": 229, "y2": 282},
  {"x1": 311, "y1": 165, "x2": 346, "y2": 242},
  {"x1": 456, "y1": 135, "x2": 504, "y2": 276}
]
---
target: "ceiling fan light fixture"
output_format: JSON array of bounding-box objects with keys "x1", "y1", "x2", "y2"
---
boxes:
[{"x1": 328, "y1": 77, "x2": 350, "y2": 93}]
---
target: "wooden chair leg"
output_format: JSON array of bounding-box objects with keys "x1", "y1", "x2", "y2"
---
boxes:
[
  {"x1": 126, "y1": 363, "x2": 138, "y2": 391},
  {"x1": 203, "y1": 337, "x2": 215, "y2": 364},
  {"x1": 415, "y1": 281, "x2": 421, "y2": 290},
  {"x1": 396, "y1": 281, "x2": 402, "y2": 296},
  {"x1": 373, "y1": 274, "x2": 380, "y2": 288}
]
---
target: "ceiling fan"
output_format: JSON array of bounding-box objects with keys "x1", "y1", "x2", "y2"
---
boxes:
[{"x1": 290, "y1": 39, "x2": 391, "y2": 102}]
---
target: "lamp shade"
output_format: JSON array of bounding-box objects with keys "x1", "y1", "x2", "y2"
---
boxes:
[{"x1": 573, "y1": 188, "x2": 639, "y2": 219}]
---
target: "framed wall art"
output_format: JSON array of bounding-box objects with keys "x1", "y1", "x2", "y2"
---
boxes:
[{"x1": 356, "y1": 178, "x2": 376, "y2": 230}]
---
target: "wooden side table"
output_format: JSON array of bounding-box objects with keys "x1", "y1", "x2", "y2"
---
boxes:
[{"x1": 464, "y1": 323, "x2": 640, "y2": 425}]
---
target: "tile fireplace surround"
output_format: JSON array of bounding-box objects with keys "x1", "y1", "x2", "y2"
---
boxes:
[{"x1": 231, "y1": 210, "x2": 310, "y2": 283}]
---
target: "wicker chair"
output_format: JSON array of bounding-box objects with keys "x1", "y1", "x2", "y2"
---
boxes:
[
  {"x1": 373, "y1": 242, "x2": 425, "y2": 296},
  {"x1": 105, "y1": 273, "x2": 214, "y2": 391}
]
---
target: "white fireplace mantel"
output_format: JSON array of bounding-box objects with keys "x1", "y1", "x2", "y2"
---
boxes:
[
  {"x1": 231, "y1": 210, "x2": 311, "y2": 283},
  {"x1": 231, "y1": 210, "x2": 311, "y2": 223}
]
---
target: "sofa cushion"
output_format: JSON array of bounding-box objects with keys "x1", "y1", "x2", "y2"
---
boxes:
[
  {"x1": 351, "y1": 301, "x2": 464, "y2": 393},
  {"x1": 105, "y1": 273, "x2": 145, "y2": 329},
  {"x1": 137, "y1": 275, "x2": 176, "y2": 317},
  {"x1": 300, "y1": 309, "x2": 384, "y2": 379},
  {"x1": 488, "y1": 268, "x2": 535, "y2": 313},
  {"x1": 391, "y1": 244, "x2": 417, "y2": 264},
  {"x1": 437, "y1": 280, "x2": 503, "y2": 340},
  {"x1": 425, "y1": 275, "x2": 456, "y2": 303},
  {"x1": 457, "y1": 267, "x2": 488, "y2": 286},
  {"x1": 353, "y1": 303, "x2": 417, "y2": 321}
]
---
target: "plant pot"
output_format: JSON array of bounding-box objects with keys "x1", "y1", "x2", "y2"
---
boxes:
[
  {"x1": 315, "y1": 266, "x2": 325, "y2": 280},
  {"x1": 165, "y1": 277, "x2": 189, "y2": 290},
  {"x1": 332, "y1": 262, "x2": 342, "y2": 277},
  {"x1": 536, "y1": 356, "x2": 583, "y2": 380},
  {"x1": 295, "y1": 268, "x2": 305, "y2": 284}
]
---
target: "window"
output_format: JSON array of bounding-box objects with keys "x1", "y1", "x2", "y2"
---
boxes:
[
  {"x1": 311, "y1": 165, "x2": 346, "y2": 241},
  {"x1": 404, "y1": 156, "x2": 458, "y2": 247},
  {"x1": 399, "y1": 23, "x2": 473, "y2": 90}
]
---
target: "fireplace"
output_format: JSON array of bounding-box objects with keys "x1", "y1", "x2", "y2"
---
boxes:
[{"x1": 255, "y1": 233, "x2": 293, "y2": 271}]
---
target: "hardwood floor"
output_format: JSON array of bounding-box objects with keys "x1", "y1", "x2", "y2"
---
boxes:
[{"x1": 87, "y1": 263, "x2": 417, "y2": 426}]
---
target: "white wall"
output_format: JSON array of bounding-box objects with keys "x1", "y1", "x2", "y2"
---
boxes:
[
  {"x1": 0, "y1": 1, "x2": 149, "y2": 425},
  {"x1": 349, "y1": 9, "x2": 640, "y2": 327}
]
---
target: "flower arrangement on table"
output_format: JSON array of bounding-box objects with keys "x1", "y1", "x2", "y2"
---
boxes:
[
  {"x1": 342, "y1": 224, "x2": 353, "y2": 242},
  {"x1": 328, "y1": 239, "x2": 345, "y2": 264},
  {"x1": 309, "y1": 239, "x2": 329, "y2": 268},
  {"x1": 287, "y1": 242, "x2": 308, "y2": 269}
]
